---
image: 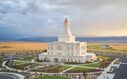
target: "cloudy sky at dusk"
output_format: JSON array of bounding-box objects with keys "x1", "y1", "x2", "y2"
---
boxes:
[{"x1": 0, "y1": 0, "x2": 127, "y2": 38}]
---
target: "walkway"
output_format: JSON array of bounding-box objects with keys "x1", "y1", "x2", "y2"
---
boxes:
[
  {"x1": 60, "y1": 66, "x2": 76, "y2": 74},
  {"x1": 2, "y1": 61, "x2": 26, "y2": 72},
  {"x1": 31, "y1": 58, "x2": 37, "y2": 63}
]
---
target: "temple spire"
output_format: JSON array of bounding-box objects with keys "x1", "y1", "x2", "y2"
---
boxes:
[
  {"x1": 58, "y1": 17, "x2": 75, "y2": 42},
  {"x1": 64, "y1": 17, "x2": 70, "y2": 31}
]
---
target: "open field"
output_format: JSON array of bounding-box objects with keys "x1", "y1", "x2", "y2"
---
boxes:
[
  {"x1": 88, "y1": 43, "x2": 127, "y2": 53},
  {"x1": 0, "y1": 42, "x2": 127, "y2": 54},
  {"x1": 0, "y1": 42, "x2": 47, "y2": 54}
]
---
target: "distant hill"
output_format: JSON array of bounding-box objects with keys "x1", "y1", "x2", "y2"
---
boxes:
[{"x1": 0, "y1": 36, "x2": 127, "y2": 43}]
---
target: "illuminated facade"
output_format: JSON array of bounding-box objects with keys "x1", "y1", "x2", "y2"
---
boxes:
[{"x1": 39, "y1": 17, "x2": 97, "y2": 63}]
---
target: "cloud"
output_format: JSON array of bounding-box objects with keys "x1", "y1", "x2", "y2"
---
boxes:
[{"x1": 0, "y1": 0, "x2": 127, "y2": 38}]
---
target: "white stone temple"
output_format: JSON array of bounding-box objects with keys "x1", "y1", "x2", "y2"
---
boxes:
[{"x1": 39, "y1": 17, "x2": 97, "y2": 63}]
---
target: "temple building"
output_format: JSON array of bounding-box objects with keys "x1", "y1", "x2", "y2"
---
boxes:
[{"x1": 39, "y1": 17, "x2": 97, "y2": 63}]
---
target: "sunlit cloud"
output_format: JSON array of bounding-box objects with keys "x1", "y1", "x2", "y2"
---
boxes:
[{"x1": 0, "y1": 0, "x2": 127, "y2": 38}]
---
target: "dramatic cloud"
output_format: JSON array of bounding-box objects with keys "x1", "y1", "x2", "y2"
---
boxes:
[{"x1": 0, "y1": 0, "x2": 127, "y2": 38}]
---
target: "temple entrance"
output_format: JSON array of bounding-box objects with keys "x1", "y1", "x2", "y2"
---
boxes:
[{"x1": 54, "y1": 58, "x2": 59, "y2": 63}]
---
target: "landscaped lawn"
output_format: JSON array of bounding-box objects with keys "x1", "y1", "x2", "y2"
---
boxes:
[
  {"x1": 67, "y1": 67, "x2": 93, "y2": 73},
  {"x1": 67, "y1": 67, "x2": 102, "y2": 73},
  {"x1": 34, "y1": 76, "x2": 69, "y2": 79},
  {"x1": 59, "y1": 66, "x2": 72, "y2": 71},
  {"x1": 80, "y1": 62, "x2": 100, "y2": 67},
  {"x1": 13, "y1": 56, "x2": 35, "y2": 65},
  {"x1": 23, "y1": 56, "x2": 35, "y2": 62},
  {"x1": 98, "y1": 56, "x2": 111, "y2": 61},
  {"x1": 13, "y1": 60, "x2": 29, "y2": 65},
  {"x1": 31, "y1": 65, "x2": 72, "y2": 73}
]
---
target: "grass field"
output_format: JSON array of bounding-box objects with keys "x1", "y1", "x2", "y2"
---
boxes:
[
  {"x1": 88, "y1": 43, "x2": 127, "y2": 53},
  {"x1": 34, "y1": 76, "x2": 69, "y2": 79},
  {"x1": 13, "y1": 60, "x2": 29, "y2": 65},
  {"x1": 0, "y1": 42, "x2": 127, "y2": 54},
  {"x1": 67, "y1": 67, "x2": 94, "y2": 73},
  {"x1": 98, "y1": 56, "x2": 111, "y2": 61},
  {"x1": 0, "y1": 42, "x2": 47, "y2": 54},
  {"x1": 59, "y1": 66, "x2": 72, "y2": 71},
  {"x1": 80, "y1": 62, "x2": 100, "y2": 67}
]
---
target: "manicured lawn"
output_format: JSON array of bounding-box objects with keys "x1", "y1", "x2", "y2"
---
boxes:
[
  {"x1": 23, "y1": 56, "x2": 35, "y2": 62},
  {"x1": 13, "y1": 56, "x2": 35, "y2": 65},
  {"x1": 59, "y1": 66, "x2": 72, "y2": 71},
  {"x1": 31, "y1": 66, "x2": 72, "y2": 73},
  {"x1": 13, "y1": 60, "x2": 29, "y2": 65},
  {"x1": 98, "y1": 56, "x2": 111, "y2": 61},
  {"x1": 67, "y1": 67, "x2": 93, "y2": 73},
  {"x1": 34, "y1": 76, "x2": 69, "y2": 79},
  {"x1": 80, "y1": 62, "x2": 100, "y2": 67},
  {"x1": 67, "y1": 67, "x2": 102, "y2": 73}
]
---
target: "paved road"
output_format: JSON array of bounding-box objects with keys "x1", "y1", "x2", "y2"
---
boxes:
[
  {"x1": 113, "y1": 58, "x2": 127, "y2": 79},
  {"x1": 0, "y1": 74, "x2": 15, "y2": 79}
]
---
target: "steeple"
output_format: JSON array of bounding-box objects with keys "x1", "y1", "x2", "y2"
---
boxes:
[
  {"x1": 58, "y1": 17, "x2": 75, "y2": 42},
  {"x1": 64, "y1": 17, "x2": 71, "y2": 35},
  {"x1": 64, "y1": 17, "x2": 70, "y2": 30}
]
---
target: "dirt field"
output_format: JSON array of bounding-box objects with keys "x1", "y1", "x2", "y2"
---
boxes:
[{"x1": 0, "y1": 42, "x2": 48, "y2": 54}]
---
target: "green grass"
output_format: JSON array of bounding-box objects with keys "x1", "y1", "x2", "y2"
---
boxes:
[
  {"x1": 80, "y1": 62, "x2": 100, "y2": 67},
  {"x1": 59, "y1": 66, "x2": 72, "y2": 71},
  {"x1": 68, "y1": 67, "x2": 93, "y2": 72},
  {"x1": 98, "y1": 56, "x2": 111, "y2": 61},
  {"x1": 23, "y1": 56, "x2": 35, "y2": 62},
  {"x1": 13, "y1": 56, "x2": 35, "y2": 65},
  {"x1": 34, "y1": 76, "x2": 69, "y2": 79},
  {"x1": 13, "y1": 60, "x2": 29, "y2": 65}
]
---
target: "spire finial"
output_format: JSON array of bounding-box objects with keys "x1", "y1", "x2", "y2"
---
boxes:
[
  {"x1": 64, "y1": 17, "x2": 68, "y2": 24},
  {"x1": 64, "y1": 17, "x2": 70, "y2": 30}
]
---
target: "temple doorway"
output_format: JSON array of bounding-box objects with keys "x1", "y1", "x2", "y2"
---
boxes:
[{"x1": 54, "y1": 58, "x2": 59, "y2": 63}]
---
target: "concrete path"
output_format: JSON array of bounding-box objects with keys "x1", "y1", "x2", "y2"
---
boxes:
[
  {"x1": 31, "y1": 58, "x2": 37, "y2": 63},
  {"x1": 2, "y1": 61, "x2": 27, "y2": 73},
  {"x1": 60, "y1": 66, "x2": 76, "y2": 74}
]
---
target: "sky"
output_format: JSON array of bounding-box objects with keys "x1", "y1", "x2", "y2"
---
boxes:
[{"x1": 0, "y1": 0, "x2": 127, "y2": 38}]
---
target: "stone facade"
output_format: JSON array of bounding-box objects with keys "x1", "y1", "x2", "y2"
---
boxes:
[{"x1": 39, "y1": 17, "x2": 97, "y2": 63}]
